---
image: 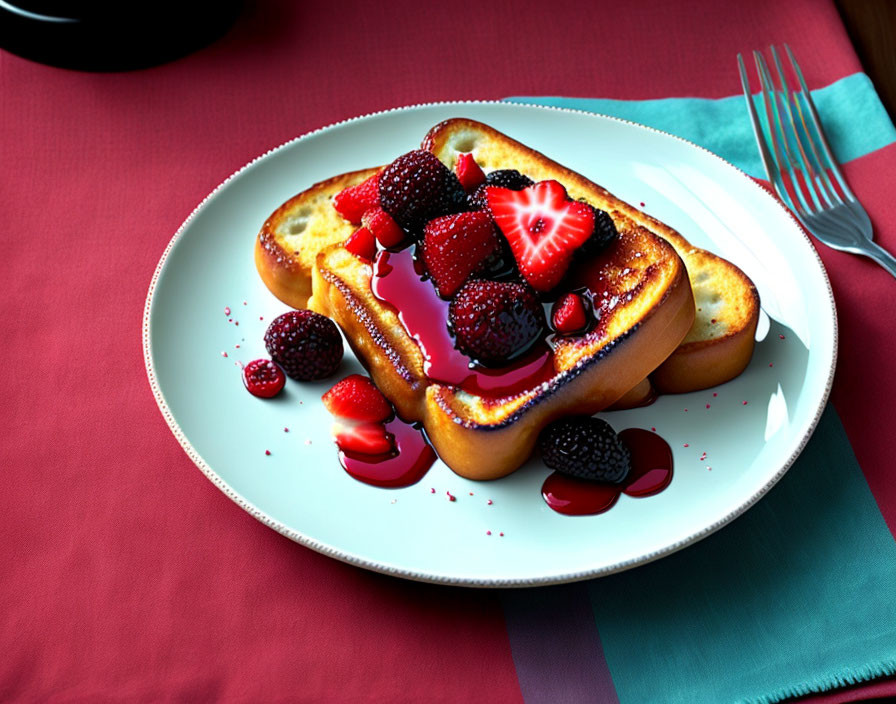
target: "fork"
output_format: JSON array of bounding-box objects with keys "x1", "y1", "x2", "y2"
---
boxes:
[{"x1": 737, "y1": 44, "x2": 896, "y2": 279}]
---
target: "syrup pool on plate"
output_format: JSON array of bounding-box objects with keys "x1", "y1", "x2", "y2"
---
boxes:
[
  {"x1": 541, "y1": 428, "x2": 673, "y2": 515},
  {"x1": 338, "y1": 416, "x2": 437, "y2": 488}
]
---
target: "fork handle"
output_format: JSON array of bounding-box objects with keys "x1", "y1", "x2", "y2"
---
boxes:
[{"x1": 860, "y1": 240, "x2": 896, "y2": 280}]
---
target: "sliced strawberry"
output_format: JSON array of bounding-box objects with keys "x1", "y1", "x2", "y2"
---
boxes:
[
  {"x1": 486, "y1": 180, "x2": 595, "y2": 291},
  {"x1": 322, "y1": 374, "x2": 393, "y2": 422},
  {"x1": 551, "y1": 292, "x2": 591, "y2": 334},
  {"x1": 334, "y1": 421, "x2": 394, "y2": 456},
  {"x1": 333, "y1": 172, "x2": 380, "y2": 224},
  {"x1": 344, "y1": 227, "x2": 377, "y2": 260},
  {"x1": 421, "y1": 211, "x2": 501, "y2": 298},
  {"x1": 455, "y1": 152, "x2": 486, "y2": 193},
  {"x1": 362, "y1": 207, "x2": 406, "y2": 248}
]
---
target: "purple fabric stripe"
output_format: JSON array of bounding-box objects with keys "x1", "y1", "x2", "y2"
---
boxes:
[{"x1": 501, "y1": 582, "x2": 619, "y2": 704}]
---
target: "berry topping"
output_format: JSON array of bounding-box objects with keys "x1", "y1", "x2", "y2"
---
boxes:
[
  {"x1": 344, "y1": 227, "x2": 377, "y2": 261},
  {"x1": 333, "y1": 172, "x2": 380, "y2": 224},
  {"x1": 551, "y1": 292, "x2": 592, "y2": 334},
  {"x1": 579, "y1": 205, "x2": 619, "y2": 258},
  {"x1": 468, "y1": 170, "x2": 534, "y2": 210},
  {"x1": 378, "y1": 150, "x2": 466, "y2": 230},
  {"x1": 242, "y1": 359, "x2": 286, "y2": 398},
  {"x1": 486, "y1": 169, "x2": 535, "y2": 190},
  {"x1": 486, "y1": 180, "x2": 595, "y2": 292},
  {"x1": 322, "y1": 374, "x2": 393, "y2": 422},
  {"x1": 362, "y1": 207, "x2": 406, "y2": 248},
  {"x1": 539, "y1": 417, "x2": 631, "y2": 483},
  {"x1": 264, "y1": 310, "x2": 343, "y2": 380},
  {"x1": 421, "y1": 212, "x2": 501, "y2": 298},
  {"x1": 455, "y1": 152, "x2": 486, "y2": 193},
  {"x1": 449, "y1": 280, "x2": 545, "y2": 365},
  {"x1": 334, "y1": 421, "x2": 394, "y2": 456}
]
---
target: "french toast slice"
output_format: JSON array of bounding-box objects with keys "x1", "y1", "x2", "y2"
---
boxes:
[{"x1": 305, "y1": 120, "x2": 695, "y2": 479}]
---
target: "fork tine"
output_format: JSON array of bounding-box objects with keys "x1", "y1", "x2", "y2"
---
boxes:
[
  {"x1": 738, "y1": 54, "x2": 802, "y2": 215},
  {"x1": 737, "y1": 54, "x2": 786, "y2": 195},
  {"x1": 784, "y1": 44, "x2": 857, "y2": 202},
  {"x1": 753, "y1": 50, "x2": 815, "y2": 216},
  {"x1": 771, "y1": 46, "x2": 844, "y2": 210},
  {"x1": 769, "y1": 46, "x2": 842, "y2": 211}
]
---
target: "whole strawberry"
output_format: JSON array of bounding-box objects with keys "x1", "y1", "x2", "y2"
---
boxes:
[
  {"x1": 264, "y1": 310, "x2": 343, "y2": 380},
  {"x1": 378, "y1": 150, "x2": 466, "y2": 230},
  {"x1": 421, "y1": 211, "x2": 501, "y2": 298},
  {"x1": 449, "y1": 280, "x2": 545, "y2": 365}
]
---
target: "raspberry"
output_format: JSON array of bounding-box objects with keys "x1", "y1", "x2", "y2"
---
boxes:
[
  {"x1": 539, "y1": 417, "x2": 631, "y2": 483},
  {"x1": 579, "y1": 205, "x2": 619, "y2": 258},
  {"x1": 333, "y1": 172, "x2": 380, "y2": 224},
  {"x1": 468, "y1": 169, "x2": 534, "y2": 210},
  {"x1": 421, "y1": 212, "x2": 500, "y2": 298},
  {"x1": 263, "y1": 310, "x2": 343, "y2": 380},
  {"x1": 378, "y1": 150, "x2": 466, "y2": 230},
  {"x1": 242, "y1": 359, "x2": 286, "y2": 398},
  {"x1": 449, "y1": 280, "x2": 545, "y2": 365}
]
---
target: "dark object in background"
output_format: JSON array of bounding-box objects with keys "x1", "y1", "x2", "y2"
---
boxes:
[{"x1": 0, "y1": 1, "x2": 243, "y2": 71}]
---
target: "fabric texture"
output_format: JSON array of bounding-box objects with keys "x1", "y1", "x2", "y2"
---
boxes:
[{"x1": 2, "y1": 0, "x2": 895, "y2": 702}]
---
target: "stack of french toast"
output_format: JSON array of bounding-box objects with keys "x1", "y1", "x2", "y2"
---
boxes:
[{"x1": 255, "y1": 118, "x2": 759, "y2": 481}]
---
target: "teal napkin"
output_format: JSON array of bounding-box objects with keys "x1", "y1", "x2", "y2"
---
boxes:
[{"x1": 501, "y1": 75, "x2": 896, "y2": 704}]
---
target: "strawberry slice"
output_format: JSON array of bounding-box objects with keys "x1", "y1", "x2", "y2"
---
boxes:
[
  {"x1": 362, "y1": 207, "x2": 406, "y2": 248},
  {"x1": 322, "y1": 374, "x2": 393, "y2": 422},
  {"x1": 344, "y1": 227, "x2": 377, "y2": 260},
  {"x1": 333, "y1": 421, "x2": 394, "y2": 456},
  {"x1": 486, "y1": 180, "x2": 595, "y2": 291},
  {"x1": 333, "y1": 172, "x2": 380, "y2": 224},
  {"x1": 455, "y1": 152, "x2": 486, "y2": 193}
]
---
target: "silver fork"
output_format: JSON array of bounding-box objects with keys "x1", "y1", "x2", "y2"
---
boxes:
[{"x1": 738, "y1": 44, "x2": 896, "y2": 279}]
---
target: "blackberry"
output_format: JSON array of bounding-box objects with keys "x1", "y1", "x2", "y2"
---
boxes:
[
  {"x1": 539, "y1": 417, "x2": 631, "y2": 483},
  {"x1": 378, "y1": 150, "x2": 466, "y2": 231},
  {"x1": 449, "y1": 280, "x2": 544, "y2": 365},
  {"x1": 263, "y1": 310, "x2": 343, "y2": 381},
  {"x1": 485, "y1": 169, "x2": 534, "y2": 190},
  {"x1": 467, "y1": 170, "x2": 534, "y2": 210},
  {"x1": 579, "y1": 205, "x2": 619, "y2": 258}
]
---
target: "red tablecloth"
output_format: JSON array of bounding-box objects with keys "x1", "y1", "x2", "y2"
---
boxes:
[{"x1": 2, "y1": 1, "x2": 892, "y2": 701}]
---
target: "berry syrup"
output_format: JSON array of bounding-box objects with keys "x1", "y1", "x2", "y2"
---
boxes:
[
  {"x1": 541, "y1": 428, "x2": 673, "y2": 515},
  {"x1": 338, "y1": 416, "x2": 437, "y2": 488},
  {"x1": 371, "y1": 248, "x2": 554, "y2": 396}
]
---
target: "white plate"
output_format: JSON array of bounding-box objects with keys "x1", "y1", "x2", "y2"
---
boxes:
[{"x1": 143, "y1": 102, "x2": 836, "y2": 587}]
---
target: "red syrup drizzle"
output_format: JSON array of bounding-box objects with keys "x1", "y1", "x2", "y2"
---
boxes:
[
  {"x1": 338, "y1": 416, "x2": 437, "y2": 488},
  {"x1": 371, "y1": 248, "x2": 555, "y2": 397},
  {"x1": 541, "y1": 428, "x2": 673, "y2": 516}
]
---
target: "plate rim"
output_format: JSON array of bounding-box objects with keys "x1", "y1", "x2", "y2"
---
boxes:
[{"x1": 142, "y1": 99, "x2": 838, "y2": 587}]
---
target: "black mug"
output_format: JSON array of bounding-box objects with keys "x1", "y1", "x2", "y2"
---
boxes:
[{"x1": 0, "y1": 1, "x2": 243, "y2": 71}]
